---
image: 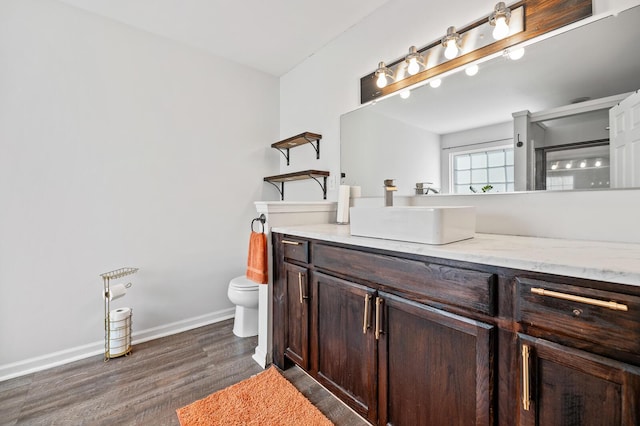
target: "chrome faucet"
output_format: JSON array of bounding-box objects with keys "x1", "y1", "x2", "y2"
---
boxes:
[
  {"x1": 416, "y1": 182, "x2": 439, "y2": 195},
  {"x1": 384, "y1": 179, "x2": 397, "y2": 206}
]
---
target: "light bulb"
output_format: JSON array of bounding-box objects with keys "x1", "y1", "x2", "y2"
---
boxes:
[
  {"x1": 374, "y1": 61, "x2": 392, "y2": 88},
  {"x1": 580, "y1": 161, "x2": 587, "y2": 168},
  {"x1": 508, "y1": 47, "x2": 525, "y2": 60},
  {"x1": 465, "y1": 64, "x2": 479, "y2": 76},
  {"x1": 444, "y1": 40, "x2": 458, "y2": 59},
  {"x1": 441, "y1": 27, "x2": 460, "y2": 60},
  {"x1": 429, "y1": 78, "x2": 442, "y2": 88},
  {"x1": 492, "y1": 16, "x2": 510, "y2": 40},
  {"x1": 565, "y1": 162, "x2": 572, "y2": 169},
  {"x1": 400, "y1": 90, "x2": 411, "y2": 99},
  {"x1": 407, "y1": 58, "x2": 420, "y2": 76},
  {"x1": 551, "y1": 163, "x2": 558, "y2": 170},
  {"x1": 376, "y1": 74, "x2": 388, "y2": 88},
  {"x1": 595, "y1": 160, "x2": 602, "y2": 167},
  {"x1": 404, "y1": 46, "x2": 424, "y2": 76}
]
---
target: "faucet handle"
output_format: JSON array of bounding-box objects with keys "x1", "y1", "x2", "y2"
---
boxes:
[{"x1": 384, "y1": 179, "x2": 395, "y2": 187}]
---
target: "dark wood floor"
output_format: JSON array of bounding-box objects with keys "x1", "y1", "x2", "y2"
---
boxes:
[{"x1": 0, "y1": 319, "x2": 367, "y2": 425}]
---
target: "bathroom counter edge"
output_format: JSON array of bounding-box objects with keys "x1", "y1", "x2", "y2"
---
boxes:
[{"x1": 271, "y1": 224, "x2": 640, "y2": 287}]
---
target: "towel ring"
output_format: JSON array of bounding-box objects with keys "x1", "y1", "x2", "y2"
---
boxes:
[{"x1": 251, "y1": 214, "x2": 266, "y2": 233}]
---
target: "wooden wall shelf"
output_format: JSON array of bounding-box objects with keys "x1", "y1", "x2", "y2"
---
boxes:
[
  {"x1": 264, "y1": 170, "x2": 330, "y2": 200},
  {"x1": 271, "y1": 132, "x2": 322, "y2": 165}
]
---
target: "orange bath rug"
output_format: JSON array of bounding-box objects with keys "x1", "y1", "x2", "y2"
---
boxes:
[{"x1": 176, "y1": 366, "x2": 333, "y2": 426}]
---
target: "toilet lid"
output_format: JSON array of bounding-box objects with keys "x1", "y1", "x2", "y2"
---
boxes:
[{"x1": 230, "y1": 275, "x2": 260, "y2": 290}]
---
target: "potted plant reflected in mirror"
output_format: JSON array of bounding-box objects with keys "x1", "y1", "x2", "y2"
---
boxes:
[{"x1": 469, "y1": 185, "x2": 494, "y2": 193}]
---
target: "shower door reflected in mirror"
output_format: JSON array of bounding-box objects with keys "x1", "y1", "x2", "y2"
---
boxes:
[{"x1": 535, "y1": 141, "x2": 610, "y2": 191}]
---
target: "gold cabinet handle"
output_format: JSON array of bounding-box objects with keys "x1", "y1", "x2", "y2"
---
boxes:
[
  {"x1": 375, "y1": 297, "x2": 383, "y2": 340},
  {"x1": 363, "y1": 294, "x2": 371, "y2": 334},
  {"x1": 282, "y1": 240, "x2": 300, "y2": 246},
  {"x1": 522, "y1": 344, "x2": 531, "y2": 411},
  {"x1": 298, "y1": 272, "x2": 304, "y2": 304},
  {"x1": 531, "y1": 287, "x2": 628, "y2": 311}
]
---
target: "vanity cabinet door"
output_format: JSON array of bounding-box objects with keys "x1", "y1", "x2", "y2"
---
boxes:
[
  {"x1": 279, "y1": 262, "x2": 310, "y2": 369},
  {"x1": 312, "y1": 272, "x2": 378, "y2": 423},
  {"x1": 518, "y1": 335, "x2": 640, "y2": 426},
  {"x1": 378, "y1": 292, "x2": 495, "y2": 426}
]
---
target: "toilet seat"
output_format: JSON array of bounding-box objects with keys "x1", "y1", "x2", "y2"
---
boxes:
[
  {"x1": 230, "y1": 275, "x2": 260, "y2": 291},
  {"x1": 228, "y1": 275, "x2": 260, "y2": 337}
]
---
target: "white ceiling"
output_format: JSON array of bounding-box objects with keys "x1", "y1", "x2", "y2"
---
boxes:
[{"x1": 58, "y1": 0, "x2": 389, "y2": 76}]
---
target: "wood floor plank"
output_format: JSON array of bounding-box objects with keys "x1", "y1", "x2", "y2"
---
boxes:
[{"x1": 0, "y1": 319, "x2": 367, "y2": 425}]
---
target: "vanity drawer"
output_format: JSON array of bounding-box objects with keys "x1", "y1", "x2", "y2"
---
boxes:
[
  {"x1": 516, "y1": 277, "x2": 640, "y2": 355},
  {"x1": 280, "y1": 236, "x2": 309, "y2": 264},
  {"x1": 313, "y1": 244, "x2": 496, "y2": 315}
]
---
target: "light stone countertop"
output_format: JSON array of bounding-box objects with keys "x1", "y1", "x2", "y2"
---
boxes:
[{"x1": 271, "y1": 224, "x2": 640, "y2": 287}]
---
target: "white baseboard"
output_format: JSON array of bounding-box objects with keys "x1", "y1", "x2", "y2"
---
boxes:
[
  {"x1": 251, "y1": 346, "x2": 272, "y2": 369},
  {"x1": 0, "y1": 308, "x2": 235, "y2": 382}
]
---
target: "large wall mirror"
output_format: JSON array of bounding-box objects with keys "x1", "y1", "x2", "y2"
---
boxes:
[{"x1": 341, "y1": 5, "x2": 640, "y2": 197}]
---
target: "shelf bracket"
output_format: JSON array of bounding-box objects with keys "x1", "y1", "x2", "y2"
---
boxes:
[
  {"x1": 304, "y1": 136, "x2": 321, "y2": 160},
  {"x1": 309, "y1": 175, "x2": 328, "y2": 200},
  {"x1": 266, "y1": 180, "x2": 285, "y2": 200},
  {"x1": 274, "y1": 147, "x2": 291, "y2": 166},
  {"x1": 263, "y1": 169, "x2": 329, "y2": 201}
]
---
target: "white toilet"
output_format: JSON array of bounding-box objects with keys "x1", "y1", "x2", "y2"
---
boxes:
[{"x1": 227, "y1": 275, "x2": 260, "y2": 337}]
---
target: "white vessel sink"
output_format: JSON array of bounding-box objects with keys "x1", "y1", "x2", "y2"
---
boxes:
[{"x1": 349, "y1": 206, "x2": 476, "y2": 245}]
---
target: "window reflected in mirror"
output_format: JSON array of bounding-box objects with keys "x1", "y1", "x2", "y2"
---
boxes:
[{"x1": 452, "y1": 146, "x2": 514, "y2": 193}]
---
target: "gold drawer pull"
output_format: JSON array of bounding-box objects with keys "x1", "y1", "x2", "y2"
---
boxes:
[
  {"x1": 363, "y1": 294, "x2": 371, "y2": 334},
  {"x1": 522, "y1": 344, "x2": 531, "y2": 411},
  {"x1": 375, "y1": 297, "x2": 383, "y2": 340},
  {"x1": 298, "y1": 272, "x2": 305, "y2": 304},
  {"x1": 531, "y1": 287, "x2": 628, "y2": 311},
  {"x1": 282, "y1": 240, "x2": 301, "y2": 246}
]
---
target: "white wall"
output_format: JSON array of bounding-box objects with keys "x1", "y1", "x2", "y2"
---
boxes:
[
  {"x1": 341, "y1": 109, "x2": 440, "y2": 196},
  {"x1": 279, "y1": 0, "x2": 640, "y2": 201},
  {"x1": 537, "y1": 111, "x2": 610, "y2": 147},
  {"x1": 280, "y1": 0, "x2": 640, "y2": 238},
  {"x1": 0, "y1": 0, "x2": 279, "y2": 377},
  {"x1": 280, "y1": 0, "x2": 500, "y2": 201}
]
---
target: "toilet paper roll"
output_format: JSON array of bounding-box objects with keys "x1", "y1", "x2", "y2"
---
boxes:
[
  {"x1": 336, "y1": 185, "x2": 350, "y2": 224},
  {"x1": 350, "y1": 186, "x2": 362, "y2": 198},
  {"x1": 104, "y1": 283, "x2": 127, "y2": 301},
  {"x1": 109, "y1": 307, "x2": 132, "y2": 356}
]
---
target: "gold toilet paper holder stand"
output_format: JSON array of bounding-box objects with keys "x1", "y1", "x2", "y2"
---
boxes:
[{"x1": 100, "y1": 267, "x2": 138, "y2": 361}]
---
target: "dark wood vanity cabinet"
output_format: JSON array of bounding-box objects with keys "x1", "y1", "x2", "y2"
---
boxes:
[
  {"x1": 515, "y1": 277, "x2": 640, "y2": 426},
  {"x1": 312, "y1": 272, "x2": 378, "y2": 422},
  {"x1": 309, "y1": 271, "x2": 496, "y2": 425},
  {"x1": 273, "y1": 236, "x2": 311, "y2": 369},
  {"x1": 378, "y1": 292, "x2": 495, "y2": 426},
  {"x1": 517, "y1": 335, "x2": 640, "y2": 426},
  {"x1": 272, "y1": 233, "x2": 640, "y2": 425},
  {"x1": 281, "y1": 262, "x2": 309, "y2": 369}
]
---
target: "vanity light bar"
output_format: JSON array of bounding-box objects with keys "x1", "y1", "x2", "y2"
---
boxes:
[
  {"x1": 548, "y1": 159, "x2": 607, "y2": 171},
  {"x1": 361, "y1": 0, "x2": 593, "y2": 103},
  {"x1": 367, "y1": 5, "x2": 524, "y2": 90}
]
